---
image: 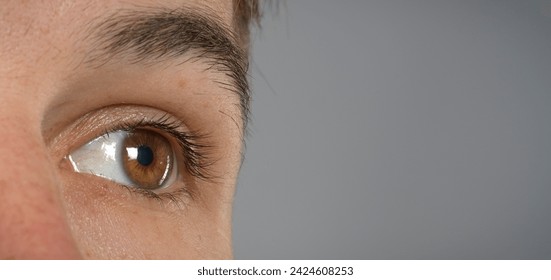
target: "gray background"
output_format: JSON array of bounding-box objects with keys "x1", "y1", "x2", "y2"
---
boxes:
[{"x1": 233, "y1": 0, "x2": 551, "y2": 259}]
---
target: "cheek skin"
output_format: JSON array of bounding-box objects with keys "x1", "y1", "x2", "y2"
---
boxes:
[
  {"x1": 0, "y1": 117, "x2": 81, "y2": 259},
  {"x1": 59, "y1": 166, "x2": 233, "y2": 259}
]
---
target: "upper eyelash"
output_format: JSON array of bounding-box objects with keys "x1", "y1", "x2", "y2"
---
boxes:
[{"x1": 102, "y1": 113, "x2": 215, "y2": 181}]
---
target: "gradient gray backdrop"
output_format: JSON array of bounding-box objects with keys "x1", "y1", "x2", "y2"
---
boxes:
[{"x1": 233, "y1": 0, "x2": 551, "y2": 259}]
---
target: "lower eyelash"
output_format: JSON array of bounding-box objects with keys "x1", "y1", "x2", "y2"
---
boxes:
[{"x1": 118, "y1": 183, "x2": 196, "y2": 210}]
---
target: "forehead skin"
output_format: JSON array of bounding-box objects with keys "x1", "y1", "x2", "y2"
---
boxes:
[
  {"x1": 0, "y1": 0, "x2": 244, "y2": 259},
  {"x1": 0, "y1": 0, "x2": 235, "y2": 74}
]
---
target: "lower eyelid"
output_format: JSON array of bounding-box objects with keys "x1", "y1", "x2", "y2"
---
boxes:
[{"x1": 64, "y1": 171, "x2": 193, "y2": 212}]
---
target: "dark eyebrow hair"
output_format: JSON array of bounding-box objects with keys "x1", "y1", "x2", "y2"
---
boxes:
[{"x1": 85, "y1": 7, "x2": 251, "y2": 128}]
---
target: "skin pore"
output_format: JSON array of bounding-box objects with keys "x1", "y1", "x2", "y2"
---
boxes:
[{"x1": 0, "y1": 0, "x2": 255, "y2": 259}]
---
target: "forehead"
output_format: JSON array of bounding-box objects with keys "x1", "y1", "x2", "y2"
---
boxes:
[
  {"x1": 0, "y1": 0, "x2": 234, "y2": 20},
  {"x1": 0, "y1": 0, "x2": 235, "y2": 53},
  {"x1": 0, "y1": 0, "x2": 237, "y2": 75}
]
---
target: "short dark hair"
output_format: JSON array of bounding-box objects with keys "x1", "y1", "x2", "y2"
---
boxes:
[{"x1": 233, "y1": 0, "x2": 261, "y2": 46}]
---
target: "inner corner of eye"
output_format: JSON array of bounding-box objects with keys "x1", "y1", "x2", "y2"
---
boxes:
[{"x1": 67, "y1": 129, "x2": 178, "y2": 191}]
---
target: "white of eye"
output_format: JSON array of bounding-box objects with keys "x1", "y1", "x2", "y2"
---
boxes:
[{"x1": 67, "y1": 130, "x2": 177, "y2": 189}]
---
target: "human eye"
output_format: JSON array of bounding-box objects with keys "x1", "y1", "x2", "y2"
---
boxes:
[
  {"x1": 68, "y1": 129, "x2": 178, "y2": 191},
  {"x1": 63, "y1": 107, "x2": 211, "y2": 206}
]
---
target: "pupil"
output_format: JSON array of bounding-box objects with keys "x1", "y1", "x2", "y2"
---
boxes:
[{"x1": 137, "y1": 145, "x2": 154, "y2": 166}]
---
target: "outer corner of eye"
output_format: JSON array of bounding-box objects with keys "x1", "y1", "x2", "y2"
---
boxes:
[{"x1": 67, "y1": 129, "x2": 178, "y2": 191}]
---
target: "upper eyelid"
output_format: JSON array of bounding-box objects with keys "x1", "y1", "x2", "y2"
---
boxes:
[{"x1": 49, "y1": 106, "x2": 194, "y2": 160}]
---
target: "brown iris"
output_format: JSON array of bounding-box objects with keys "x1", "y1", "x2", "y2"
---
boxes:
[{"x1": 122, "y1": 129, "x2": 174, "y2": 190}]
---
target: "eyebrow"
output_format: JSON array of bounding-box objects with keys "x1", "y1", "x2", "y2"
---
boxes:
[{"x1": 84, "y1": 7, "x2": 250, "y2": 127}]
